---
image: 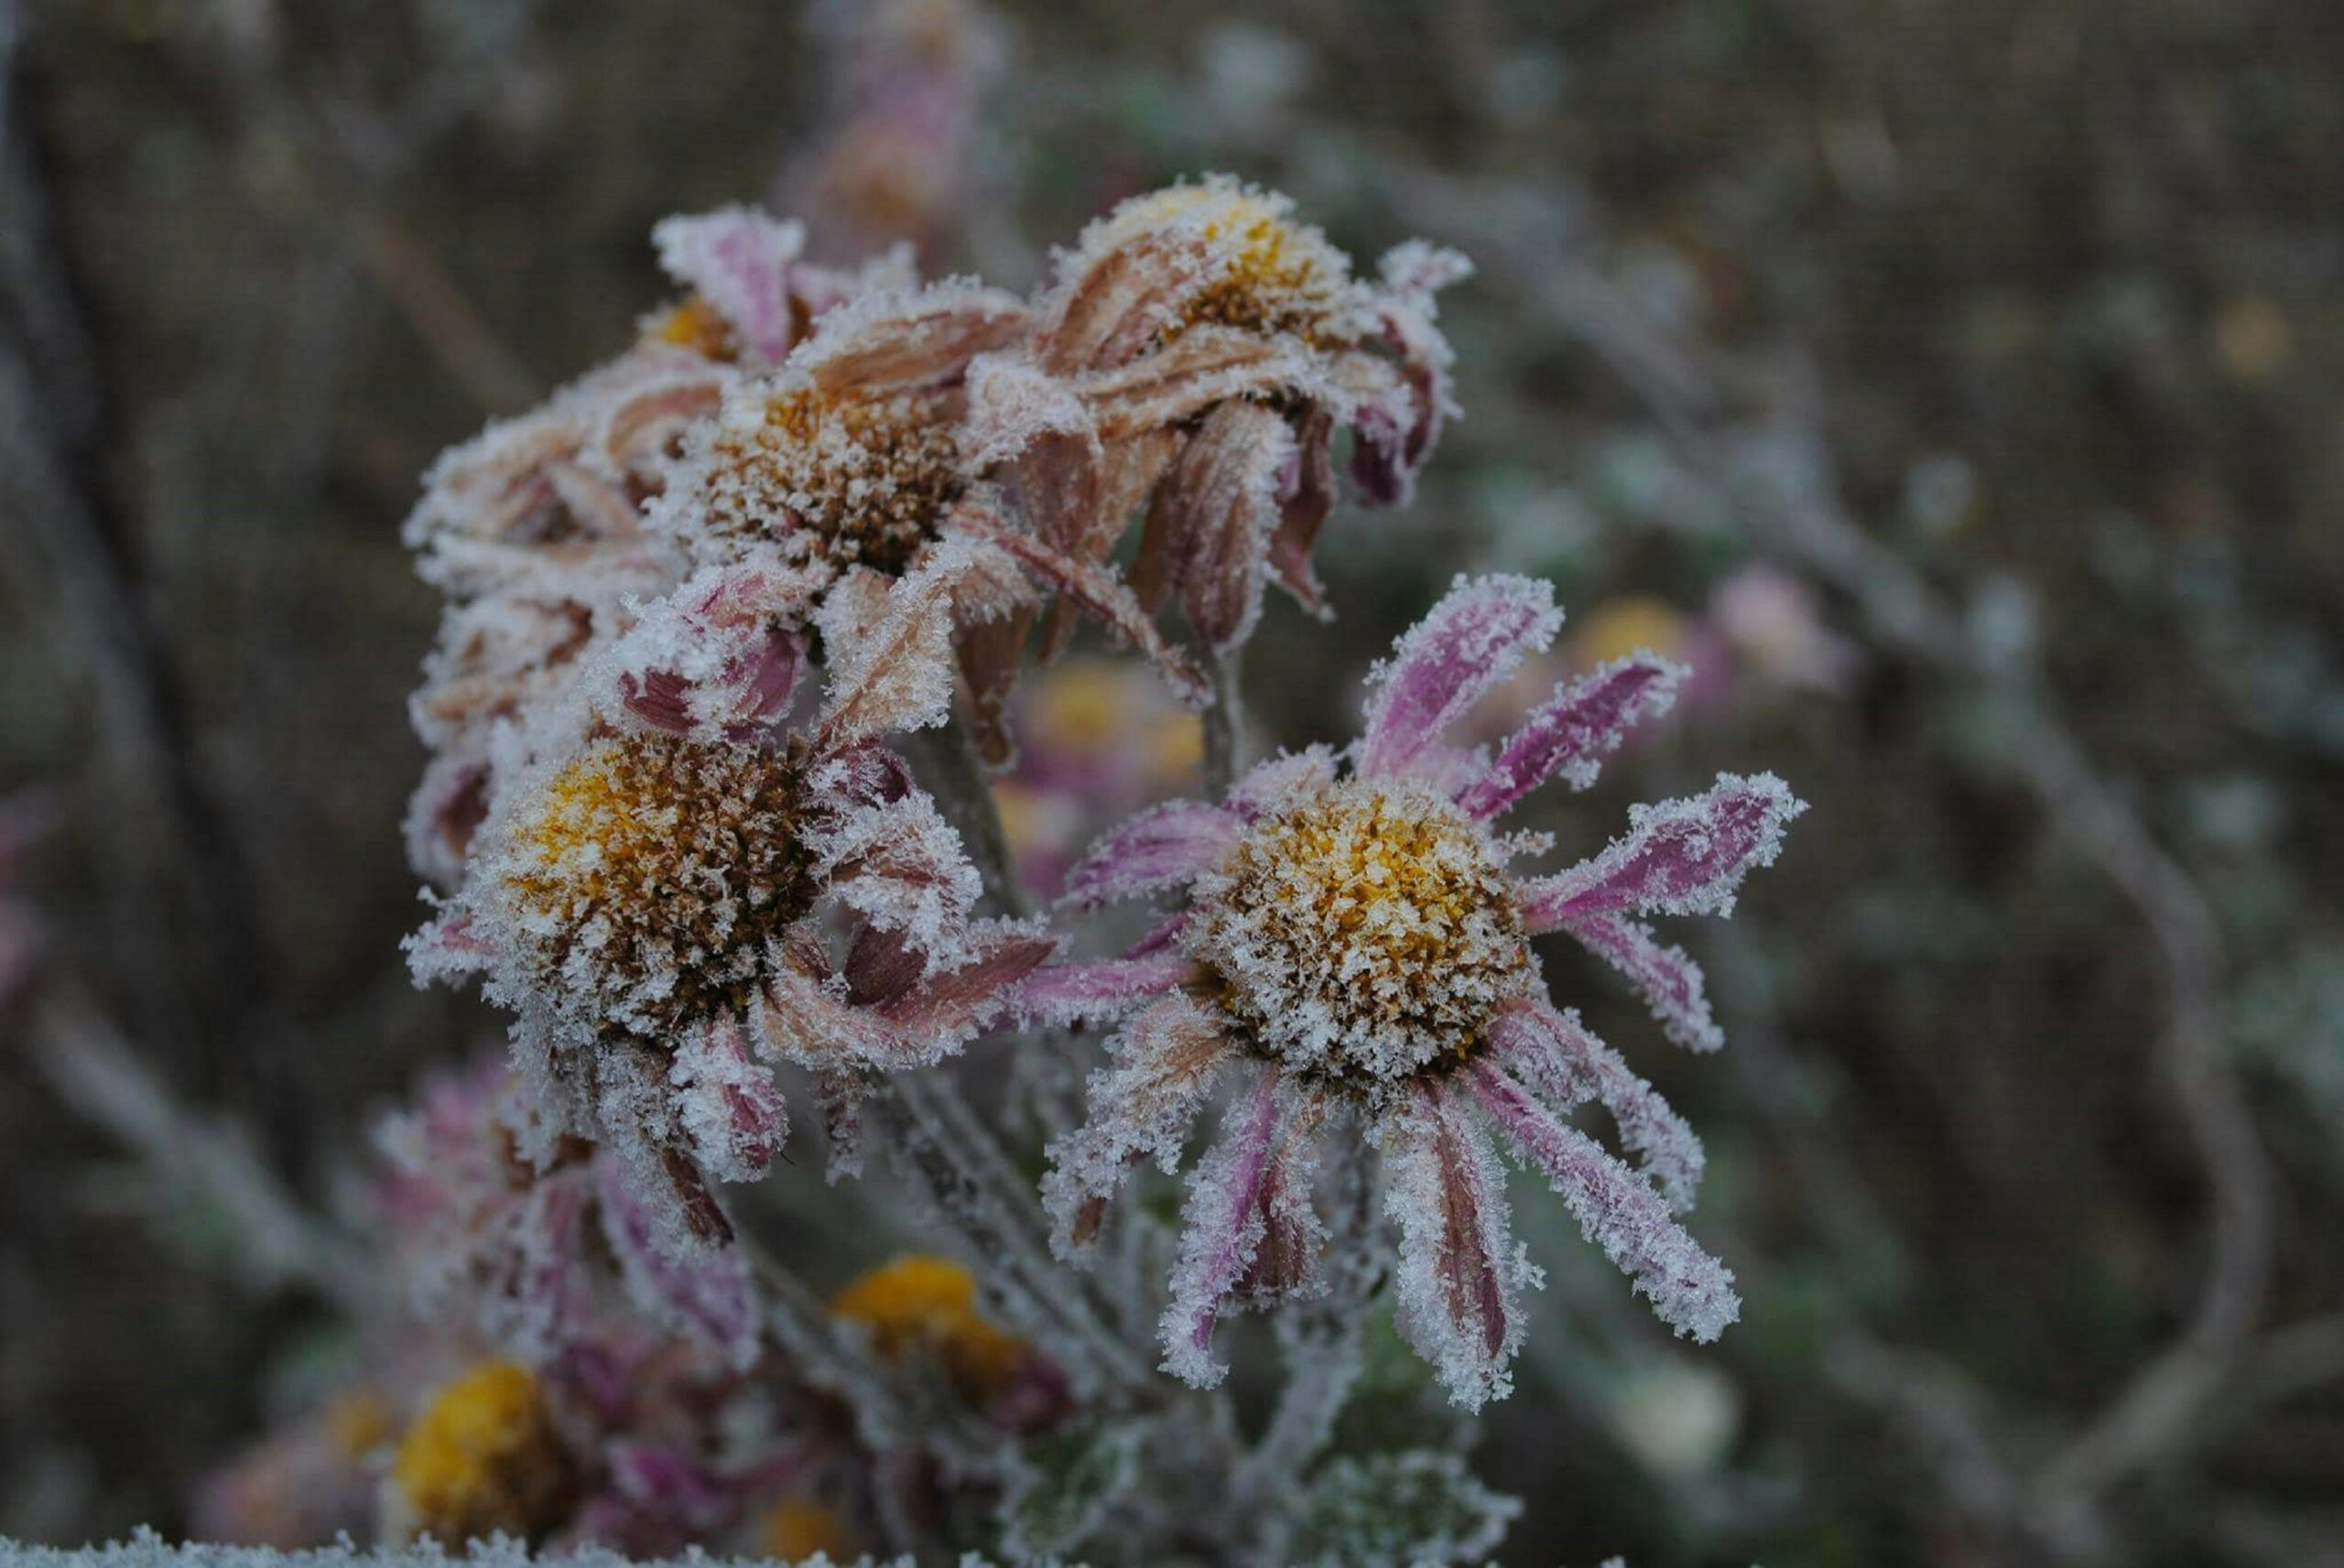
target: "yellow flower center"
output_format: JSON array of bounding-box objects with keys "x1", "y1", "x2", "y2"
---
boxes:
[
  {"x1": 390, "y1": 1361, "x2": 571, "y2": 1545},
  {"x1": 495, "y1": 733, "x2": 809, "y2": 1037},
  {"x1": 1097, "y1": 184, "x2": 1352, "y2": 344},
  {"x1": 760, "y1": 1496, "x2": 854, "y2": 1563},
  {"x1": 1192, "y1": 781, "x2": 1529, "y2": 1087},
  {"x1": 698, "y1": 383, "x2": 964, "y2": 576}
]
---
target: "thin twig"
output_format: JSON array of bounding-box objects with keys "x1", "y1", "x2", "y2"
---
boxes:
[{"x1": 1203, "y1": 643, "x2": 1247, "y2": 799}]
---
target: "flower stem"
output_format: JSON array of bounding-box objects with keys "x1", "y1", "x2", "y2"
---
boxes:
[{"x1": 1204, "y1": 643, "x2": 1247, "y2": 798}]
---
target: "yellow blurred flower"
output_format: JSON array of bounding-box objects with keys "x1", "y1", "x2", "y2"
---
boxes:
[
  {"x1": 759, "y1": 1495, "x2": 855, "y2": 1563},
  {"x1": 1568, "y1": 595, "x2": 1690, "y2": 669},
  {"x1": 830, "y1": 1254, "x2": 1024, "y2": 1400},
  {"x1": 387, "y1": 1361, "x2": 571, "y2": 1545}
]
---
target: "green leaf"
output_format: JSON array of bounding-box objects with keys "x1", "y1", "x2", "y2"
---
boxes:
[
  {"x1": 1286, "y1": 1450, "x2": 1522, "y2": 1568},
  {"x1": 999, "y1": 1419, "x2": 1148, "y2": 1564}
]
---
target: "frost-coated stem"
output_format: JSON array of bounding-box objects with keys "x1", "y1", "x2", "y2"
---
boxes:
[
  {"x1": 908, "y1": 715, "x2": 1033, "y2": 918},
  {"x1": 882, "y1": 1079, "x2": 1157, "y2": 1398},
  {"x1": 1236, "y1": 1148, "x2": 1382, "y2": 1541},
  {"x1": 1204, "y1": 643, "x2": 1247, "y2": 798}
]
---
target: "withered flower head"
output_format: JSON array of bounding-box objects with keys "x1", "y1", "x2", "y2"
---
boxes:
[{"x1": 1016, "y1": 574, "x2": 1804, "y2": 1408}]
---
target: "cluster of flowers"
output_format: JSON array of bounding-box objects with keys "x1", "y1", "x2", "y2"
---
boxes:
[{"x1": 379, "y1": 168, "x2": 1801, "y2": 1556}]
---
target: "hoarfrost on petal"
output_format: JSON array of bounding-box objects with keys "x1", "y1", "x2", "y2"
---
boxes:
[
  {"x1": 1485, "y1": 999, "x2": 1705, "y2": 1211},
  {"x1": 1158, "y1": 1072, "x2": 1285, "y2": 1387},
  {"x1": 1359, "y1": 575, "x2": 1565, "y2": 782},
  {"x1": 1556, "y1": 914, "x2": 1725, "y2": 1053},
  {"x1": 1061, "y1": 800, "x2": 1243, "y2": 909},
  {"x1": 1455, "y1": 653, "x2": 1685, "y2": 820},
  {"x1": 652, "y1": 205, "x2": 809, "y2": 367},
  {"x1": 1469, "y1": 1064, "x2": 1738, "y2": 1343},
  {"x1": 1380, "y1": 1081, "x2": 1535, "y2": 1411},
  {"x1": 594, "y1": 1156, "x2": 762, "y2": 1369},
  {"x1": 1519, "y1": 772, "x2": 1807, "y2": 925},
  {"x1": 1041, "y1": 991, "x2": 1235, "y2": 1260}
]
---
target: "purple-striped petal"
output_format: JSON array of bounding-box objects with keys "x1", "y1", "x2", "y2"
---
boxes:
[
  {"x1": 1041, "y1": 991, "x2": 1236, "y2": 1260},
  {"x1": 594, "y1": 1156, "x2": 762, "y2": 1369},
  {"x1": 1358, "y1": 575, "x2": 1564, "y2": 782},
  {"x1": 1062, "y1": 800, "x2": 1243, "y2": 909},
  {"x1": 1469, "y1": 1064, "x2": 1737, "y2": 1343},
  {"x1": 1381, "y1": 1080, "x2": 1532, "y2": 1411},
  {"x1": 1012, "y1": 951, "x2": 1203, "y2": 1028},
  {"x1": 1158, "y1": 1072, "x2": 1284, "y2": 1387},
  {"x1": 652, "y1": 207, "x2": 808, "y2": 366},
  {"x1": 667, "y1": 1013, "x2": 789, "y2": 1183},
  {"x1": 1557, "y1": 913, "x2": 1723, "y2": 1053},
  {"x1": 1454, "y1": 654, "x2": 1684, "y2": 821},
  {"x1": 1517, "y1": 772, "x2": 1805, "y2": 926},
  {"x1": 1485, "y1": 999, "x2": 1704, "y2": 1211}
]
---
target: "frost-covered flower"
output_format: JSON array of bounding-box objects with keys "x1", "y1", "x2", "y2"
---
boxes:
[
  {"x1": 375, "y1": 1057, "x2": 762, "y2": 1369},
  {"x1": 968, "y1": 175, "x2": 1470, "y2": 656},
  {"x1": 652, "y1": 275, "x2": 1208, "y2": 760},
  {"x1": 409, "y1": 579, "x2": 1056, "y2": 1249},
  {"x1": 403, "y1": 209, "x2": 905, "y2": 887},
  {"x1": 1019, "y1": 574, "x2": 1805, "y2": 1407}
]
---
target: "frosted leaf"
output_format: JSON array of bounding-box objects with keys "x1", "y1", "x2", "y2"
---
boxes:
[
  {"x1": 651, "y1": 206, "x2": 809, "y2": 366},
  {"x1": 1469, "y1": 1064, "x2": 1739, "y2": 1344},
  {"x1": 1520, "y1": 772, "x2": 1807, "y2": 925},
  {"x1": 814, "y1": 546, "x2": 971, "y2": 747},
  {"x1": 1379, "y1": 1081, "x2": 1536, "y2": 1411},
  {"x1": 1564, "y1": 914, "x2": 1725, "y2": 1053},
  {"x1": 1359, "y1": 575, "x2": 1565, "y2": 783},
  {"x1": 1060, "y1": 800, "x2": 1242, "y2": 909},
  {"x1": 1455, "y1": 653, "x2": 1686, "y2": 821},
  {"x1": 1040, "y1": 990, "x2": 1235, "y2": 1260},
  {"x1": 1011, "y1": 951, "x2": 1202, "y2": 1028},
  {"x1": 1485, "y1": 999, "x2": 1705, "y2": 1212},
  {"x1": 1157, "y1": 1073, "x2": 1286, "y2": 1387},
  {"x1": 667, "y1": 1013, "x2": 789, "y2": 1183},
  {"x1": 1287, "y1": 1450, "x2": 1522, "y2": 1568},
  {"x1": 593, "y1": 1156, "x2": 761, "y2": 1369},
  {"x1": 999, "y1": 1421, "x2": 1150, "y2": 1564}
]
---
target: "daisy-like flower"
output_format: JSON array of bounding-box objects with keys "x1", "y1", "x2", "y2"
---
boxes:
[
  {"x1": 966, "y1": 175, "x2": 1471, "y2": 661},
  {"x1": 1019, "y1": 574, "x2": 1805, "y2": 1408},
  {"x1": 409, "y1": 552, "x2": 1056, "y2": 1253},
  {"x1": 404, "y1": 208, "x2": 905, "y2": 887},
  {"x1": 652, "y1": 273, "x2": 1209, "y2": 760}
]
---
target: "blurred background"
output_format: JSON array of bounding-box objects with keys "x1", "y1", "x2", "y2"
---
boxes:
[{"x1": 3, "y1": 0, "x2": 2342, "y2": 1563}]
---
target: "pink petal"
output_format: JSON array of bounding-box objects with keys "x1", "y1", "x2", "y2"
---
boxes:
[
  {"x1": 1469, "y1": 1064, "x2": 1738, "y2": 1344},
  {"x1": 667, "y1": 1013, "x2": 789, "y2": 1183},
  {"x1": 1555, "y1": 913, "x2": 1723, "y2": 1053},
  {"x1": 1485, "y1": 999, "x2": 1704, "y2": 1211},
  {"x1": 1226, "y1": 744, "x2": 1340, "y2": 820},
  {"x1": 594, "y1": 1157, "x2": 762, "y2": 1370},
  {"x1": 1381, "y1": 1080, "x2": 1530, "y2": 1411},
  {"x1": 652, "y1": 207, "x2": 808, "y2": 366},
  {"x1": 1516, "y1": 773, "x2": 1806, "y2": 925},
  {"x1": 1062, "y1": 800, "x2": 1243, "y2": 909},
  {"x1": 1158, "y1": 1071, "x2": 1284, "y2": 1388},
  {"x1": 1358, "y1": 575, "x2": 1564, "y2": 782},
  {"x1": 1012, "y1": 951, "x2": 1203, "y2": 1028},
  {"x1": 1454, "y1": 654, "x2": 1685, "y2": 821},
  {"x1": 1040, "y1": 990, "x2": 1236, "y2": 1260}
]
